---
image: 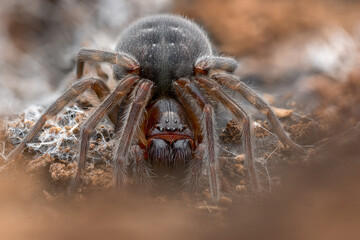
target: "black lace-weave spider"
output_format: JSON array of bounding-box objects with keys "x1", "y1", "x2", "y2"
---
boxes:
[{"x1": 5, "y1": 15, "x2": 303, "y2": 202}]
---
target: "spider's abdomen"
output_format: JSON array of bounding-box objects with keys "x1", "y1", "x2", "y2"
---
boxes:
[{"x1": 115, "y1": 15, "x2": 212, "y2": 94}]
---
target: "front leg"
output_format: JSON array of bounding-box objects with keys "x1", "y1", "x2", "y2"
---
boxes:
[
  {"x1": 174, "y1": 78, "x2": 220, "y2": 202},
  {"x1": 195, "y1": 76, "x2": 261, "y2": 193},
  {"x1": 69, "y1": 75, "x2": 140, "y2": 193},
  {"x1": 76, "y1": 48, "x2": 140, "y2": 79},
  {"x1": 113, "y1": 80, "x2": 154, "y2": 190},
  {"x1": 129, "y1": 145, "x2": 152, "y2": 186}
]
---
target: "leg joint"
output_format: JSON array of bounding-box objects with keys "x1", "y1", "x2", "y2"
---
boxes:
[{"x1": 80, "y1": 124, "x2": 92, "y2": 136}]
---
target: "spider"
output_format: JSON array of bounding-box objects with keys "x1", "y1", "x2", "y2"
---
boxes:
[{"x1": 5, "y1": 15, "x2": 303, "y2": 202}]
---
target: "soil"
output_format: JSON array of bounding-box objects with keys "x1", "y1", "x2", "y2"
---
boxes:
[{"x1": 1, "y1": 0, "x2": 360, "y2": 239}]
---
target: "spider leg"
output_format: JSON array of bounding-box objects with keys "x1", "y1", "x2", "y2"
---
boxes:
[
  {"x1": 76, "y1": 48, "x2": 140, "y2": 79},
  {"x1": 212, "y1": 73, "x2": 304, "y2": 152},
  {"x1": 113, "y1": 80, "x2": 154, "y2": 190},
  {"x1": 195, "y1": 56, "x2": 238, "y2": 74},
  {"x1": 69, "y1": 75, "x2": 140, "y2": 193},
  {"x1": 130, "y1": 145, "x2": 153, "y2": 186},
  {"x1": 174, "y1": 78, "x2": 220, "y2": 202},
  {"x1": 173, "y1": 80, "x2": 204, "y2": 193},
  {"x1": 5, "y1": 77, "x2": 110, "y2": 162},
  {"x1": 195, "y1": 76, "x2": 261, "y2": 193},
  {"x1": 186, "y1": 144, "x2": 204, "y2": 192}
]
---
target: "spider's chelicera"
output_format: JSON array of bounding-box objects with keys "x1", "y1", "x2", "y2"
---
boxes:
[{"x1": 5, "y1": 15, "x2": 303, "y2": 202}]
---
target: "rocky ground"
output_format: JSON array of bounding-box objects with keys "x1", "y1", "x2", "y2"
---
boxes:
[{"x1": 0, "y1": 0, "x2": 360, "y2": 239}]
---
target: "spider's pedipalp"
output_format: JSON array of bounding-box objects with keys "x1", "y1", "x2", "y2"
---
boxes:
[
  {"x1": 174, "y1": 78, "x2": 220, "y2": 202},
  {"x1": 5, "y1": 77, "x2": 110, "y2": 164},
  {"x1": 195, "y1": 76, "x2": 261, "y2": 193},
  {"x1": 213, "y1": 73, "x2": 304, "y2": 153},
  {"x1": 113, "y1": 79, "x2": 154, "y2": 190},
  {"x1": 76, "y1": 48, "x2": 140, "y2": 79},
  {"x1": 69, "y1": 75, "x2": 140, "y2": 193}
]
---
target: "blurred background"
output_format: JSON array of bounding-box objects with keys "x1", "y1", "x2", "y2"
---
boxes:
[
  {"x1": 1, "y1": 0, "x2": 359, "y2": 115},
  {"x1": 0, "y1": 0, "x2": 360, "y2": 239}
]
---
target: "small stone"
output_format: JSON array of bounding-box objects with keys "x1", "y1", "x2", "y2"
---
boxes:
[
  {"x1": 234, "y1": 163, "x2": 246, "y2": 175},
  {"x1": 273, "y1": 107, "x2": 293, "y2": 119},
  {"x1": 235, "y1": 154, "x2": 245, "y2": 163},
  {"x1": 219, "y1": 196, "x2": 232, "y2": 206},
  {"x1": 49, "y1": 126, "x2": 62, "y2": 134},
  {"x1": 235, "y1": 185, "x2": 247, "y2": 193},
  {"x1": 73, "y1": 127, "x2": 80, "y2": 134}
]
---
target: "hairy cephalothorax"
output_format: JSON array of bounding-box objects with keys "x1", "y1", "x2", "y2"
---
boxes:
[{"x1": 4, "y1": 15, "x2": 304, "y2": 202}]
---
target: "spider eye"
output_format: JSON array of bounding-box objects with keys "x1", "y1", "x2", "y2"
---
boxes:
[
  {"x1": 194, "y1": 67, "x2": 208, "y2": 76},
  {"x1": 128, "y1": 67, "x2": 141, "y2": 75}
]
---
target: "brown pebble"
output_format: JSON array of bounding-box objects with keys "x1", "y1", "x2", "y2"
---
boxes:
[
  {"x1": 235, "y1": 154, "x2": 245, "y2": 163},
  {"x1": 235, "y1": 185, "x2": 247, "y2": 193},
  {"x1": 64, "y1": 147, "x2": 70, "y2": 153},
  {"x1": 49, "y1": 126, "x2": 62, "y2": 134},
  {"x1": 234, "y1": 163, "x2": 246, "y2": 175},
  {"x1": 273, "y1": 107, "x2": 293, "y2": 119},
  {"x1": 73, "y1": 127, "x2": 80, "y2": 134},
  {"x1": 219, "y1": 196, "x2": 232, "y2": 206}
]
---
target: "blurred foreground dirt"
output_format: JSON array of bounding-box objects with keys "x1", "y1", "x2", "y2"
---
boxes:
[{"x1": 1, "y1": 0, "x2": 360, "y2": 239}]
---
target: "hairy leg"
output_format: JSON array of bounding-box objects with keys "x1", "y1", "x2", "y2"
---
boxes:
[
  {"x1": 195, "y1": 56, "x2": 238, "y2": 74},
  {"x1": 76, "y1": 48, "x2": 140, "y2": 79},
  {"x1": 185, "y1": 143, "x2": 204, "y2": 192},
  {"x1": 113, "y1": 80, "x2": 154, "y2": 190},
  {"x1": 5, "y1": 77, "x2": 110, "y2": 162},
  {"x1": 212, "y1": 73, "x2": 304, "y2": 152},
  {"x1": 173, "y1": 82, "x2": 204, "y2": 192},
  {"x1": 173, "y1": 81, "x2": 202, "y2": 144},
  {"x1": 195, "y1": 76, "x2": 261, "y2": 193},
  {"x1": 174, "y1": 78, "x2": 220, "y2": 202},
  {"x1": 129, "y1": 145, "x2": 153, "y2": 186},
  {"x1": 69, "y1": 75, "x2": 140, "y2": 193}
]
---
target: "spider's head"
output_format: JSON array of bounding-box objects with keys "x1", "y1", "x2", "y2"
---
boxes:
[
  {"x1": 142, "y1": 97, "x2": 195, "y2": 166},
  {"x1": 145, "y1": 98, "x2": 194, "y2": 141}
]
